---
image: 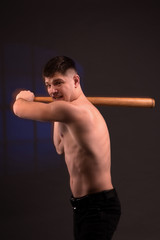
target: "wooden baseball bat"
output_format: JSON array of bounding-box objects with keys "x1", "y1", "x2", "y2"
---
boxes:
[{"x1": 34, "y1": 96, "x2": 155, "y2": 108}]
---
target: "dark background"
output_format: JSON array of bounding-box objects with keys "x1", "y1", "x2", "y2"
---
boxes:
[{"x1": 0, "y1": 1, "x2": 160, "y2": 239}]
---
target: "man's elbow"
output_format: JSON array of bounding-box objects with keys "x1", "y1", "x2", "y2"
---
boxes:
[
  {"x1": 56, "y1": 147, "x2": 64, "y2": 155},
  {"x1": 57, "y1": 150, "x2": 64, "y2": 155},
  {"x1": 54, "y1": 143, "x2": 64, "y2": 155},
  {"x1": 13, "y1": 101, "x2": 23, "y2": 118}
]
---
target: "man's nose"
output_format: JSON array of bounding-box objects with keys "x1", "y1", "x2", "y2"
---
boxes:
[
  {"x1": 49, "y1": 85, "x2": 58, "y2": 93},
  {"x1": 50, "y1": 87, "x2": 59, "y2": 96}
]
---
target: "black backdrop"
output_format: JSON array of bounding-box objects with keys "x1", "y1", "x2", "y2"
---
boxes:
[{"x1": 0, "y1": 1, "x2": 160, "y2": 239}]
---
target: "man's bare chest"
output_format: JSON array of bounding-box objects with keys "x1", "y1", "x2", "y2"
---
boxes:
[{"x1": 58, "y1": 123, "x2": 75, "y2": 144}]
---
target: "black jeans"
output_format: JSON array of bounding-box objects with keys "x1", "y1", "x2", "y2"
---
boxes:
[{"x1": 70, "y1": 189, "x2": 121, "y2": 240}]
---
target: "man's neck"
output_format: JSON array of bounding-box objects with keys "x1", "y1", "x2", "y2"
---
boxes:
[{"x1": 71, "y1": 88, "x2": 85, "y2": 102}]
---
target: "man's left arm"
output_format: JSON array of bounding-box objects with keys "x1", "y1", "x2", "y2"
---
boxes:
[
  {"x1": 13, "y1": 90, "x2": 52, "y2": 121},
  {"x1": 13, "y1": 90, "x2": 82, "y2": 123}
]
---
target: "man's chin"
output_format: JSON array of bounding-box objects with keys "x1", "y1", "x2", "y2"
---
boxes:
[{"x1": 52, "y1": 97, "x2": 64, "y2": 101}]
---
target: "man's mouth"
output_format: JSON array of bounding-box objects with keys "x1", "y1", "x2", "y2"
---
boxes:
[{"x1": 52, "y1": 95, "x2": 63, "y2": 100}]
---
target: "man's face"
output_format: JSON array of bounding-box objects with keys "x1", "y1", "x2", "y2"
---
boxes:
[{"x1": 44, "y1": 70, "x2": 79, "y2": 102}]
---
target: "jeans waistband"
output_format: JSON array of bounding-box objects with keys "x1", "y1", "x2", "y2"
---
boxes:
[{"x1": 70, "y1": 189, "x2": 117, "y2": 209}]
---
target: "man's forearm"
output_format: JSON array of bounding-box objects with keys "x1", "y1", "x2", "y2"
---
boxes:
[
  {"x1": 13, "y1": 98, "x2": 52, "y2": 122},
  {"x1": 13, "y1": 99, "x2": 28, "y2": 118}
]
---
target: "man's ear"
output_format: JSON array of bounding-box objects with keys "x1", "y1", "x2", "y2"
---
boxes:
[{"x1": 73, "y1": 74, "x2": 80, "y2": 88}]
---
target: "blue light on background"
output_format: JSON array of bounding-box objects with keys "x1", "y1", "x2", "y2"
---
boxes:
[
  {"x1": 0, "y1": 44, "x2": 58, "y2": 176},
  {"x1": 7, "y1": 111, "x2": 34, "y2": 140},
  {"x1": 0, "y1": 43, "x2": 84, "y2": 176}
]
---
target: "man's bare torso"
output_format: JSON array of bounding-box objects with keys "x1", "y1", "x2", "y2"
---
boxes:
[{"x1": 53, "y1": 97, "x2": 113, "y2": 197}]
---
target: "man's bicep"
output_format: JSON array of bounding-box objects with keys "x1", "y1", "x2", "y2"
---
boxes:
[
  {"x1": 48, "y1": 101, "x2": 81, "y2": 123},
  {"x1": 13, "y1": 99, "x2": 81, "y2": 123}
]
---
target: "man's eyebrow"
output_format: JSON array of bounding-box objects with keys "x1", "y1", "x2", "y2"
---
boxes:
[
  {"x1": 45, "y1": 78, "x2": 64, "y2": 84},
  {"x1": 53, "y1": 78, "x2": 64, "y2": 82}
]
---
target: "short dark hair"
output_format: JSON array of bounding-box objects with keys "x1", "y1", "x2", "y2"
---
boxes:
[{"x1": 42, "y1": 56, "x2": 77, "y2": 78}]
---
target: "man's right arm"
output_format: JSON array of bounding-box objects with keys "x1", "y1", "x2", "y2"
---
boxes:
[{"x1": 53, "y1": 122, "x2": 64, "y2": 155}]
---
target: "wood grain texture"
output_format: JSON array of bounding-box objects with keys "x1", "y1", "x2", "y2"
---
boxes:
[{"x1": 34, "y1": 97, "x2": 155, "y2": 108}]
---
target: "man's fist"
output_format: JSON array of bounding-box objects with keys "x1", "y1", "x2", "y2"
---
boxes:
[{"x1": 16, "y1": 90, "x2": 35, "y2": 102}]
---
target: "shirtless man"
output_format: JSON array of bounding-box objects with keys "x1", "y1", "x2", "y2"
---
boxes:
[{"x1": 13, "y1": 56, "x2": 121, "y2": 240}]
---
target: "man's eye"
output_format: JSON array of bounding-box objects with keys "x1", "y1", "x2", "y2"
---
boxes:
[{"x1": 54, "y1": 82, "x2": 61, "y2": 86}]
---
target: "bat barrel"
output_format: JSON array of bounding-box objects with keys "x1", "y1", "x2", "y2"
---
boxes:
[
  {"x1": 34, "y1": 96, "x2": 155, "y2": 108},
  {"x1": 87, "y1": 97, "x2": 155, "y2": 108}
]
